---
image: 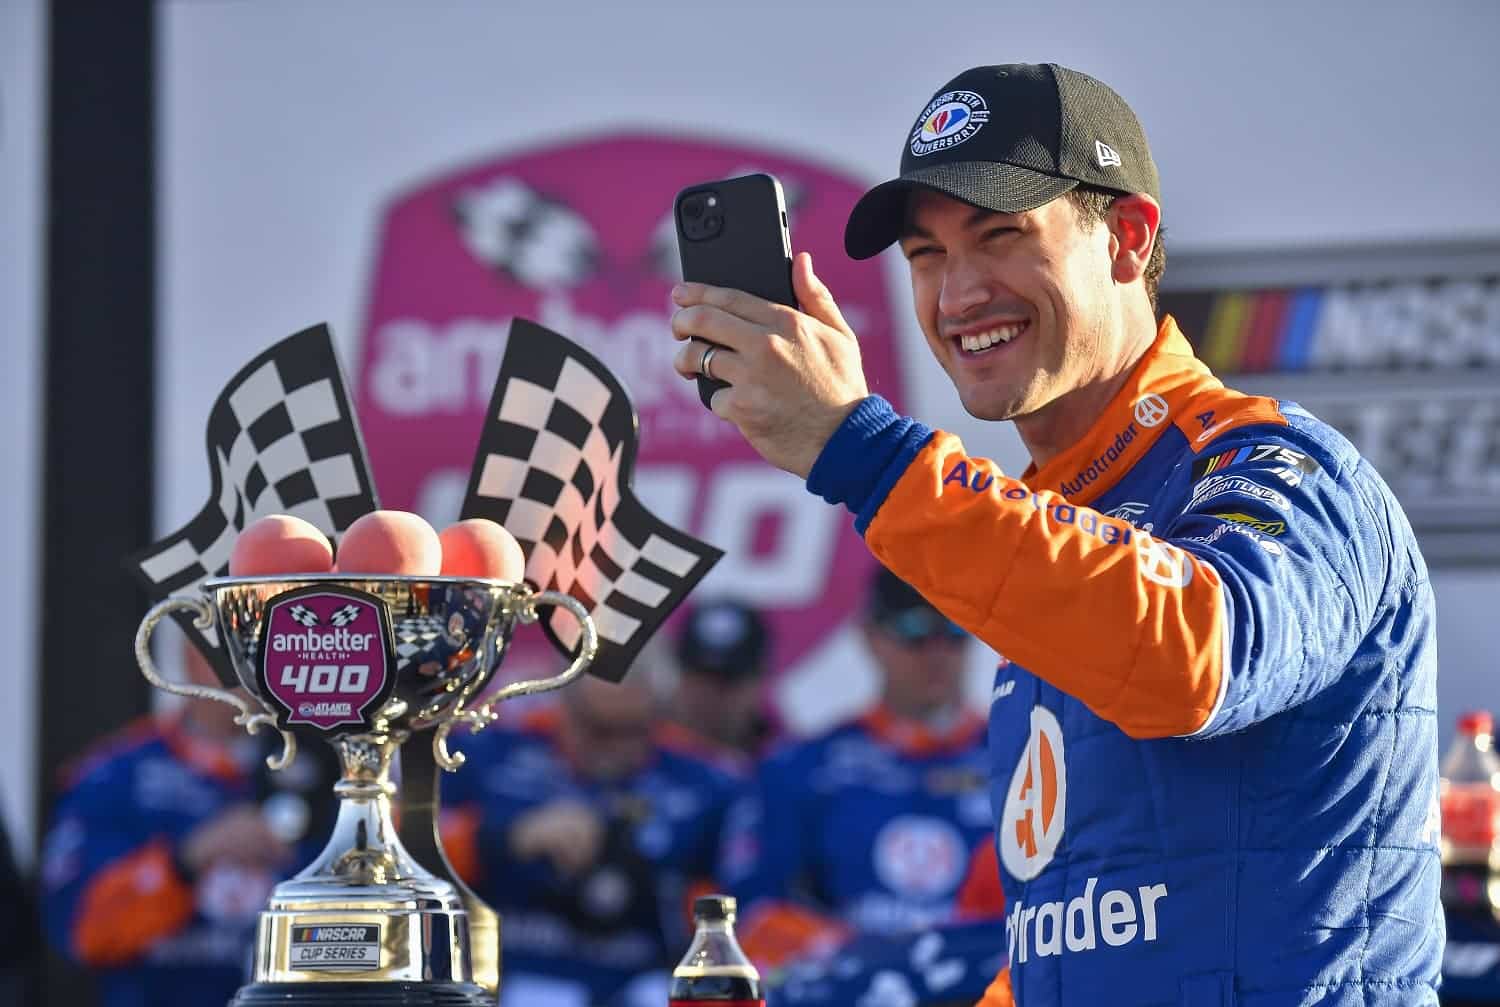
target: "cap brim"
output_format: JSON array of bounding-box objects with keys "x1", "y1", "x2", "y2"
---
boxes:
[{"x1": 844, "y1": 162, "x2": 1079, "y2": 260}]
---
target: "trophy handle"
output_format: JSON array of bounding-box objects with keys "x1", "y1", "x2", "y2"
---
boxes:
[
  {"x1": 135, "y1": 595, "x2": 298, "y2": 771},
  {"x1": 433, "y1": 589, "x2": 599, "y2": 770}
]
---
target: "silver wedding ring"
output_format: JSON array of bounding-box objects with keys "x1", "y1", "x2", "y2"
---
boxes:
[{"x1": 699, "y1": 343, "x2": 720, "y2": 382}]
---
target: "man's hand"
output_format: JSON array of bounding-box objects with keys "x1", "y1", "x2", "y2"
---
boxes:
[
  {"x1": 671, "y1": 252, "x2": 870, "y2": 478},
  {"x1": 178, "y1": 804, "x2": 293, "y2": 876},
  {"x1": 509, "y1": 799, "x2": 605, "y2": 877}
]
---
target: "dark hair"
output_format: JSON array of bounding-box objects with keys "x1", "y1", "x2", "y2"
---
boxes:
[
  {"x1": 1064, "y1": 187, "x2": 1166, "y2": 313},
  {"x1": 866, "y1": 566, "x2": 936, "y2": 622}
]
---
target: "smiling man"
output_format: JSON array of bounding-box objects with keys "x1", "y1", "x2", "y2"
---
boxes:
[{"x1": 669, "y1": 63, "x2": 1442, "y2": 1006}]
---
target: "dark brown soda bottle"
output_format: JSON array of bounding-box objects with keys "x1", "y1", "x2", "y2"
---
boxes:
[{"x1": 668, "y1": 894, "x2": 763, "y2": 1006}]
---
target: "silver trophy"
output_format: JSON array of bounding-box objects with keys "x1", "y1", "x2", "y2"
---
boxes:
[{"x1": 136, "y1": 573, "x2": 597, "y2": 1006}]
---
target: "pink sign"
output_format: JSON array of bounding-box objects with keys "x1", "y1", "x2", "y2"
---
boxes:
[{"x1": 352, "y1": 134, "x2": 907, "y2": 681}]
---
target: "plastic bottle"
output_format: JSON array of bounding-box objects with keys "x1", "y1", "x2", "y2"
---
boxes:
[
  {"x1": 1440, "y1": 710, "x2": 1500, "y2": 914},
  {"x1": 669, "y1": 894, "x2": 764, "y2": 1006}
]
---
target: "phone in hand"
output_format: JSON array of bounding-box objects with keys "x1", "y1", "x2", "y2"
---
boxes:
[{"x1": 673, "y1": 173, "x2": 797, "y2": 408}]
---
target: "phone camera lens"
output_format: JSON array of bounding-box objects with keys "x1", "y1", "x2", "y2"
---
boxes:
[
  {"x1": 683, "y1": 196, "x2": 705, "y2": 220},
  {"x1": 703, "y1": 215, "x2": 722, "y2": 233}
]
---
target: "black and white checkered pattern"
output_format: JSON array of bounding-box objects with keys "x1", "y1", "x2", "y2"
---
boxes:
[
  {"x1": 127, "y1": 325, "x2": 380, "y2": 684},
  {"x1": 393, "y1": 616, "x2": 448, "y2": 667},
  {"x1": 288, "y1": 604, "x2": 319, "y2": 628},
  {"x1": 453, "y1": 177, "x2": 599, "y2": 288},
  {"x1": 328, "y1": 604, "x2": 362, "y2": 628},
  {"x1": 461, "y1": 320, "x2": 722, "y2": 681}
]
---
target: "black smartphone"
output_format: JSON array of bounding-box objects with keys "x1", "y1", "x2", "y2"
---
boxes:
[{"x1": 674, "y1": 173, "x2": 796, "y2": 408}]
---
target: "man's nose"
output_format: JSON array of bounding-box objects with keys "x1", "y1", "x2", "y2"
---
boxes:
[{"x1": 938, "y1": 255, "x2": 995, "y2": 320}]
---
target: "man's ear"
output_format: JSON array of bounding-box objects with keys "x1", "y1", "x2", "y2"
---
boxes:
[{"x1": 1106, "y1": 193, "x2": 1161, "y2": 285}]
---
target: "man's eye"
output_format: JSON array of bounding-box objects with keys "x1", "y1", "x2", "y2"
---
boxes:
[
  {"x1": 903, "y1": 245, "x2": 941, "y2": 261},
  {"x1": 982, "y1": 227, "x2": 1020, "y2": 242}
]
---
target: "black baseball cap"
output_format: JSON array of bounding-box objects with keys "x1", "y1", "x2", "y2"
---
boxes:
[
  {"x1": 845, "y1": 63, "x2": 1160, "y2": 260},
  {"x1": 676, "y1": 599, "x2": 770, "y2": 681},
  {"x1": 866, "y1": 567, "x2": 967, "y2": 645}
]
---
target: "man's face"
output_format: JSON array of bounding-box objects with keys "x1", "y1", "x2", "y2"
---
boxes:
[
  {"x1": 675, "y1": 672, "x2": 761, "y2": 750},
  {"x1": 899, "y1": 189, "x2": 1117, "y2": 422},
  {"x1": 560, "y1": 677, "x2": 657, "y2": 781},
  {"x1": 864, "y1": 609, "x2": 969, "y2": 719}
]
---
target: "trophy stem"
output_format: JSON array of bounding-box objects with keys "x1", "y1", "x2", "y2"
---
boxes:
[
  {"x1": 291, "y1": 734, "x2": 426, "y2": 888},
  {"x1": 245, "y1": 732, "x2": 486, "y2": 995}
]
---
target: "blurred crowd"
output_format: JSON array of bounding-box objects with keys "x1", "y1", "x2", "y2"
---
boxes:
[
  {"x1": 27, "y1": 566, "x2": 1007, "y2": 1007},
  {"x1": 16, "y1": 563, "x2": 1500, "y2": 1005}
]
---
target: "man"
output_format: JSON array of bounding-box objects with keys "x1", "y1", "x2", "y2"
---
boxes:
[
  {"x1": 40, "y1": 641, "x2": 329, "y2": 1006},
  {"x1": 720, "y1": 566, "x2": 996, "y2": 1000},
  {"x1": 664, "y1": 598, "x2": 774, "y2": 767},
  {"x1": 440, "y1": 670, "x2": 739, "y2": 1007},
  {"x1": 670, "y1": 63, "x2": 1441, "y2": 1005}
]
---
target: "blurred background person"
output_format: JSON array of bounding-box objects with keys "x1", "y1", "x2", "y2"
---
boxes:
[
  {"x1": 718, "y1": 566, "x2": 993, "y2": 979},
  {"x1": 664, "y1": 598, "x2": 775, "y2": 768},
  {"x1": 764, "y1": 831, "x2": 1007, "y2": 1007},
  {"x1": 38, "y1": 641, "x2": 329, "y2": 1007},
  {"x1": 441, "y1": 662, "x2": 741, "y2": 1007}
]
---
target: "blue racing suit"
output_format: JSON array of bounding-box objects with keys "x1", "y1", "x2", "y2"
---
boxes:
[
  {"x1": 440, "y1": 711, "x2": 739, "y2": 1005},
  {"x1": 804, "y1": 317, "x2": 1442, "y2": 1005},
  {"x1": 40, "y1": 717, "x2": 314, "y2": 1007},
  {"x1": 720, "y1": 706, "x2": 1003, "y2": 1003},
  {"x1": 720, "y1": 707, "x2": 993, "y2": 938}
]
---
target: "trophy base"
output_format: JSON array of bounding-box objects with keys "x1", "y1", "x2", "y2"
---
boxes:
[{"x1": 229, "y1": 980, "x2": 494, "y2": 1006}]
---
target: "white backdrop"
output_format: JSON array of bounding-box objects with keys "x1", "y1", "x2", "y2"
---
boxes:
[
  {"x1": 155, "y1": 2, "x2": 1500, "y2": 754},
  {"x1": 1, "y1": 0, "x2": 44, "y2": 862}
]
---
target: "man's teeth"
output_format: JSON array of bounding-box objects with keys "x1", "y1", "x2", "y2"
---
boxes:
[{"x1": 960, "y1": 323, "x2": 1025, "y2": 352}]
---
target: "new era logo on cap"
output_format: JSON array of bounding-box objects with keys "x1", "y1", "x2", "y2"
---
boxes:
[{"x1": 1095, "y1": 140, "x2": 1122, "y2": 168}]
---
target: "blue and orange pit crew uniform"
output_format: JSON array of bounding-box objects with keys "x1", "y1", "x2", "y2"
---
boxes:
[
  {"x1": 760, "y1": 827, "x2": 1009, "y2": 1007},
  {"x1": 719, "y1": 707, "x2": 997, "y2": 974},
  {"x1": 40, "y1": 718, "x2": 312, "y2": 1007},
  {"x1": 806, "y1": 318, "x2": 1442, "y2": 1006},
  {"x1": 440, "y1": 710, "x2": 740, "y2": 1004}
]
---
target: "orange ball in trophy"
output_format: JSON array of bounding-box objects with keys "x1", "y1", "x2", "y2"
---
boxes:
[
  {"x1": 333, "y1": 510, "x2": 443, "y2": 576},
  {"x1": 229, "y1": 514, "x2": 335, "y2": 575},
  {"x1": 438, "y1": 519, "x2": 527, "y2": 581}
]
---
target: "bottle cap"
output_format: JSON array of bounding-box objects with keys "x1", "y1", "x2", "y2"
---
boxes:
[
  {"x1": 693, "y1": 894, "x2": 736, "y2": 921},
  {"x1": 1459, "y1": 711, "x2": 1494, "y2": 736}
]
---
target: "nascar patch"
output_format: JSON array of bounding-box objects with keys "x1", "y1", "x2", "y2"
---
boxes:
[{"x1": 1192, "y1": 444, "x2": 1320, "y2": 487}]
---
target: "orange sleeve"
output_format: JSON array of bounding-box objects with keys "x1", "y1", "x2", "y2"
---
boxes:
[
  {"x1": 738, "y1": 901, "x2": 851, "y2": 972},
  {"x1": 955, "y1": 837, "x2": 1005, "y2": 920},
  {"x1": 71, "y1": 839, "x2": 195, "y2": 967},
  {"x1": 976, "y1": 966, "x2": 1014, "y2": 1007},
  {"x1": 865, "y1": 432, "x2": 1225, "y2": 739}
]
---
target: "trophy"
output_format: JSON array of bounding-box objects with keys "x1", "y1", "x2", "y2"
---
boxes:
[
  {"x1": 128, "y1": 321, "x2": 721, "y2": 1004},
  {"x1": 135, "y1": 574, "x2": 596, "y2": 1005}
]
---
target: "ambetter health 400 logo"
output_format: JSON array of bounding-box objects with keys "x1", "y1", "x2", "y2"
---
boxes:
[{"x1": 352, "y1": 134, "x2": 910, "y2": 688}]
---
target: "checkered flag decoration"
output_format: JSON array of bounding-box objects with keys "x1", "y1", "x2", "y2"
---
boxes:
[
  {"x1": 461, "y1": 319, "x2": 722, "y2": 681},
  {"x1": 329, "y1": 604, "x2": 362, "y2": 628},
  {"x1": 127, "y1": 324, "x2": 380, "y2": 685}
]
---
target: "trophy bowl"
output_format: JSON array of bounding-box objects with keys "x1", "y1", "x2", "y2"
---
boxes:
[{"x1": 136, "y1": 575, "x2": 597, "y2": 1007}]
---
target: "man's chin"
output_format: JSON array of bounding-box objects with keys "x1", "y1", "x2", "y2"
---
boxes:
[{"x1": 959, "y1": 388, "x2": 1028, "y2": 422}]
